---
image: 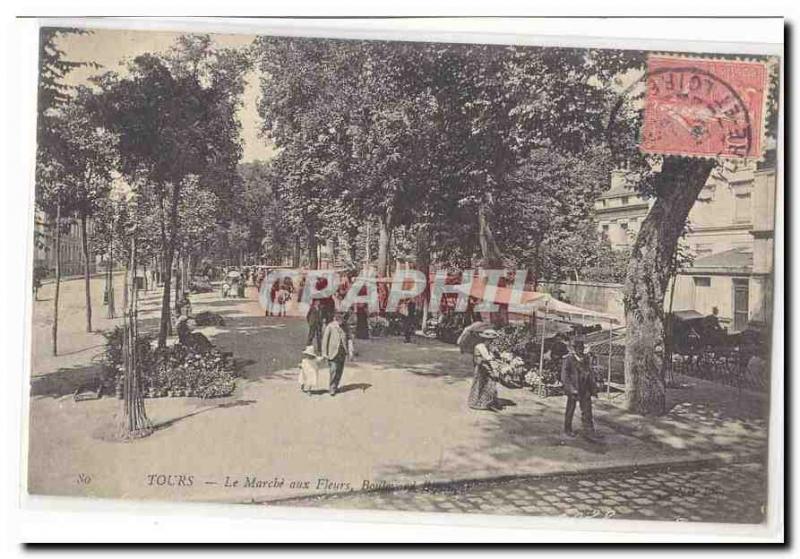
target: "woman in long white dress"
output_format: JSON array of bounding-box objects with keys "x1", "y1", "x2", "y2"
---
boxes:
[{"x1": 299, "y1": 345, "x2": 321, "y2": 395}]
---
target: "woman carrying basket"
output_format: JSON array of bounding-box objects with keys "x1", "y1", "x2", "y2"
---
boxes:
[{"x1": 467, "y1": 329, "x2": 500, "y2": 411}]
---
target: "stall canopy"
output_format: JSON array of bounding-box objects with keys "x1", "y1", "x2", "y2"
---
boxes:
[{"x1": 453, "y1": 280, "x2": 619, "y2": 322}]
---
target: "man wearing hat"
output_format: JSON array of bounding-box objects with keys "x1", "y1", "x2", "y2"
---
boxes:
[
  {"x1": 561, "y1": 338, "x2": 602, "y2": 441},
  {"x1": 321, "y1": 311, "x2": 348, "y2": 396}
]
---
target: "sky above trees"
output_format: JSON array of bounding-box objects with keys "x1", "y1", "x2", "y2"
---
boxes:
[{"x1": 54, "y1": 29, "x2": 274, "y2": 163}]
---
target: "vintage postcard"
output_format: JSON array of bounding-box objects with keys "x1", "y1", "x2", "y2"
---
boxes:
[{"x1": 23, "y1": 18, "x2": 783, "y2": 538}]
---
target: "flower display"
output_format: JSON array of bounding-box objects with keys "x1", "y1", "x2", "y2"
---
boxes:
[{"x1": 100, "y1": 326, "x2": 236, "y2": 399}]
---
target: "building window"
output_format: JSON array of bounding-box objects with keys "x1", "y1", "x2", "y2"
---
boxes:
[
  {"x1": 620, "y1": 222, "x2": 629, "y2": 231},
  {"x1": 621, "y1": 196, "x2": 629, "y2": 205},
  {"x1": 601, "y1": 224, "x2": 609, "y2": 233},
  {"x1": 692, "y1": 276, "x2": 712, "y2": 313},
  {"x1": 734, "y1": 192, "x2": 752, "y2": 223}
]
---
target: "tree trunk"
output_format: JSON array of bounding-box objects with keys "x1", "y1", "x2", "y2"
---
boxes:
[
  {"x1": 51, "y1": 202, "x2": 62, "y2": 356},
  {"x1": 174, "y1": 251, "x2": 182, "y2": 314},
  {"x1": 416, "y1": 224, "x2": 432, "y2": 329},
  {"x1": 377, "y1": 210, "x2": 392, "y2": 278},
  {"x1": 122, "y1": 232, "x2": 151, "y2": 439},
  {"x1": 158, "y1": 183, "x2": 181, "y2": 348},
  {"x1": 477, "y1": 202, "x2": 503, "y2": 269},
  {"x1": 623, "y1": 158, "x2": 714, "y2": 415},
  {"x1": 292, "y1": 239, "x2": 301, "y2": 268},
  {"x1": 364, "y1": 220, "x2": 371, "y2": 269},
  {"x1": 348, "y1": 228, "x2": 359, "y2": 265},
  {"x1": 80, "y1": 214, "x2": 92, "y2": 332},
  {"x1": 106, "y1": 232, "x2": 115, "y2": 318},
  {"x1": 122, "y1": 257, "x2": 128, "y2": 310},
  {"x1": 306, "y1": 224, "x2": 319, "y2": 269},
  {"x1": 477, "y1": 201, "x2": 507, "y2": 325}
]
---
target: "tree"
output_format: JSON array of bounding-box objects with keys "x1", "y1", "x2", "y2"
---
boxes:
[
  {"x1": 99, "y1": 35, "x2": 249, "y2": 347},
  {"x1": 35, "y1": 27, "x2": 94, "y2": 354},
  {"x1": 580, "y1": 238, "x2": 631, "y2": 284},
  {"x1": 252, "y1": 37, "x2": 779, "y2": 415},
  {"x1": 54, "y1": 89, "x2": 116, "y2": 332},
  {"x1": 254, "y1": 39, "x2": 441, "y2": 276},
  {"x1": 603, "y1": 53, "x2": 780, "y2": 415}
]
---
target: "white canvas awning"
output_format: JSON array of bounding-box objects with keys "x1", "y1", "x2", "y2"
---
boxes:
[{"x1": 453, "y1": 280, "x2": 618, "y2": 322}]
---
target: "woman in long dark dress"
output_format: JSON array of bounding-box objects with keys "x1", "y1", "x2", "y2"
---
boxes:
[{"x1": 468, "y1": 329, "x2": 500, "y2": 410}]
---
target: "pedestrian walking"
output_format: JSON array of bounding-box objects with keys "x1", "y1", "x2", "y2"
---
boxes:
[
  {"x1": 321, "y1": 311, "x2": 348, "y2": 396},
  {"x1": 341, "y1": 310, "x2": 356, "y2": 359},
  {"x1": 266, "y1": 280, "x2": 279, "y2": 317},
  {"x1": 275, "y1": 287, "x2": 290, "y2": 317},
  {"x1": 467, "y1": 329, "x2": 500, "y2": 411},
  {"x1": 561, "y1": 338, "x2": 603, "y2": 441},
  {"x1": 403, "y1": 299, "x2": 417, "y2": 343},
  {"x1": 306, "y1": 301, "x2": 323, "y2": 354},
  {"x1": 298, "y1": 345, "x2": 323, "y2": 395}
]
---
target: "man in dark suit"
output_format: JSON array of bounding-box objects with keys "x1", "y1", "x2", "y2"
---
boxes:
[
  {"x1": 561, "y1": 339, "x2": 603, "y2": 441},
  {"x1": 321, "y1": 311, "x2": 348, "y2": 396}
]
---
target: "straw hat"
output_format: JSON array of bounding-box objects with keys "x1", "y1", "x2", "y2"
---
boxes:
[
  {"x1": 301, "y1": 345, "x2": 317, "y2": 357},
  {"x1": 478, "y1": 329, "x2": 500, "y2": 339}
]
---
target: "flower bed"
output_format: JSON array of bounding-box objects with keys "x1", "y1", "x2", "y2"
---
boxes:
[{"x1": 100, "y1": 326, "x2": 237, "y2": 399}]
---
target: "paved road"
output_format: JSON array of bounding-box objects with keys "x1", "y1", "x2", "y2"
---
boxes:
[{"x1": 280, "y1": 461, "x2": 767, "y2": 524}]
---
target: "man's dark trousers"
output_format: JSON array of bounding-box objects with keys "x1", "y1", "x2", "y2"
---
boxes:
[
  {"x1": 564, "y1": 393, "x2": 594, "y2": 434},
  {"x1": 329, "y1": 351, "x2": 346, "y2": 394},
  {"x1": 307, "y1": 310, "x2": 322, "y2": 353}
]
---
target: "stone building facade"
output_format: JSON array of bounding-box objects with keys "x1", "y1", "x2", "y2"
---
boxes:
[{"x1": 594, "y1": 162, "x2": 778, "y2": 332}]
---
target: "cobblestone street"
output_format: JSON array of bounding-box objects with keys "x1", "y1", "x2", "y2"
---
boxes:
[{"x1": 281, "y1": 461, "x2": 767, "y2": 524}]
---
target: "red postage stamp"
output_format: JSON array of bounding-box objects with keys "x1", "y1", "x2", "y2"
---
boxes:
[{"x1": 640, "y1": 55, "x2": 769, "y2": 160}]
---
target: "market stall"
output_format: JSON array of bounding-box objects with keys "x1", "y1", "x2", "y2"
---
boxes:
[{"x1": 453, "y1": 282, "x2": 622, "y2": 397}]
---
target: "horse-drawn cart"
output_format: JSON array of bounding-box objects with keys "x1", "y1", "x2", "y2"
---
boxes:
[{"x1": 667, "y1": 310, "x2": 769, "y2": 391}]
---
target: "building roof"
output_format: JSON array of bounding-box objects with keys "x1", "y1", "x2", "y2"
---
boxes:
[
  {"x1": 598, "y1": 183, "x2": 637, "y2": 200},
  {"x1": 686, "y1": 248, "x2": 753, "y2": 274}
]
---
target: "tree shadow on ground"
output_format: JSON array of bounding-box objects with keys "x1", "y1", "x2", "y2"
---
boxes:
[
  {"x1": 30, "y1": 361, "x2": 104, "y2": 399},
  {"x1": 591, "y1": 384, "x2": 769, "y2": 456},
  {"x1": 152, "y1": 399, "x2": 256, "y2": 431},
  {"x1": 198, "y1": 315, "x2": 303, "y2": 380},
  {"x1": 356, "y1": 336, "x2": 472, "y2": 386},
  {"x1": 372, "y1": 394, "x2": 630, "y2": 482},
  {"x1": 337, "y1": 383, "x2": 372, "y2": 394}
]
